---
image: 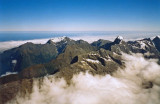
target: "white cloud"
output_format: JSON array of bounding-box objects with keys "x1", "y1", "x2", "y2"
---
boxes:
[{"x1": 0, "y1": 39, "x2": 49, "y2": 53}]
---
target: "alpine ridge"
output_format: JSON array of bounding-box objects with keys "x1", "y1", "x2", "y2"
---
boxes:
[{"x1": 0, "y1": 36, "x2": 160, "y2": 104}]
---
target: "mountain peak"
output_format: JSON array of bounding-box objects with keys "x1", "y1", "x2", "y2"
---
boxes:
[
  {"x1": 114, "y1": 36, "x2": 124, "y2": 44},
  {"x1": 117, "y1": 36, "x2": 124, "y2": 40},
  {"x1": 62, "y1": 37, "x2": 72, "y2": 42},
  {"x1": 155, "y1": 35, "x2": 160, "y2": 39},
  {"x1": 153, "y1": 35, "x2": 160, "y2": 52},
  {"x1": 47, "y1": 36, "x2": 72, "y2": 44},
  {"x1": 46, "y1": 39, "x2": 56, "y2": 44}
]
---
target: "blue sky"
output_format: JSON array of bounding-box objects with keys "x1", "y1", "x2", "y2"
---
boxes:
[{"x1": 0, "y1": 0, "x2": 160, "y2": 31}]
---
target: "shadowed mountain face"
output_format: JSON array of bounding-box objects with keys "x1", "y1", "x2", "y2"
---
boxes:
[
  {"x1": 91, "y1": 39, "x2": 112, "y2": 48},
  {"x1": 0, "y1": 36, "x2": 160, "y2": 104},
  {"x1": 0, "y1": 37, "x2": 92, "y2": 76},
  {"x1": 0, "y1": 43, "x2": 58, "y2": 75},
  {"x1": 153, "y1": 36, "x2": 160, "y2": 52}
]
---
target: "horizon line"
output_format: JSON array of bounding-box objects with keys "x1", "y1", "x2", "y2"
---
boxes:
[{"x1": 0, "y1": 30, "x2": 160, "y2": 32}]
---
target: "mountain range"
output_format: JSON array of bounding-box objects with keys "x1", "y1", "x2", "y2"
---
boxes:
[{"x1": 0, "y1": 36, "x2": 160, "y2": 104}]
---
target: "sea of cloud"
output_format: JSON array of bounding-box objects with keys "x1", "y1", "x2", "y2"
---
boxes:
[
  {"x1": 0, "y1": 38, "x2": 49, "y2": 53},
  {"x1": 7, "y1": 53, "x2": 160, "y2": 104},
  {"x1": 0, "y1": 31, "x2": 159, "y2": 53}
]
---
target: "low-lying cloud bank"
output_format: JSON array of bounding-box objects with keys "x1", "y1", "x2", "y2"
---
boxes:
[
  {"x1": 7, "y1": 53, "x2": 160, "y2": 104},
  {"x1": 0, "y1": 39, "x2": 49, "y2": 53}
]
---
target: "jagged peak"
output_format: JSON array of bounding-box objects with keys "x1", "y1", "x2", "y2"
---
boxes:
[
  {"x1": 62, "y1": 37, "x2": 72, "y2": 42},
  {"x1": 114, "y1": 36, "x2": 124, "y2": 44},
  {"x1": 47, "y1": 39, "x2": 56, "y2": 44},
  {"x1": 117, "y1": 36, "x2": 124, "y2": 40},
  {"x1": 47, "y1": 36, "x2": 72, "y2": 44},
  {"x1": 155, "y1": 35, "x2": 160, "y2": 39}
]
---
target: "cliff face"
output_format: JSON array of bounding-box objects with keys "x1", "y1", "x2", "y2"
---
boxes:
[
  {"x1": 153, "y1": 36, "x2": 160, "y2": 52},
  {"x1": 0, "y1": 36, "x2": 160, "y2": 104}
]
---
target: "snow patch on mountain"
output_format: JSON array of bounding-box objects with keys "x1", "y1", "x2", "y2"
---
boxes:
[
  {"x1": 85, "y1": 59, "x2": 100, "y2": 63},
  {"x1": 50, "y1": 36, "x2": 67, "y2": 43},
  {"x1": 117, "y1": 36, "x2": 124, "y2": 40},
  {"x1": 12, "y1": 60, "x2": 17, "y2": 64},
  {"x1": 138, "y1": 41, "x2": 146, "y2": 49}
]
